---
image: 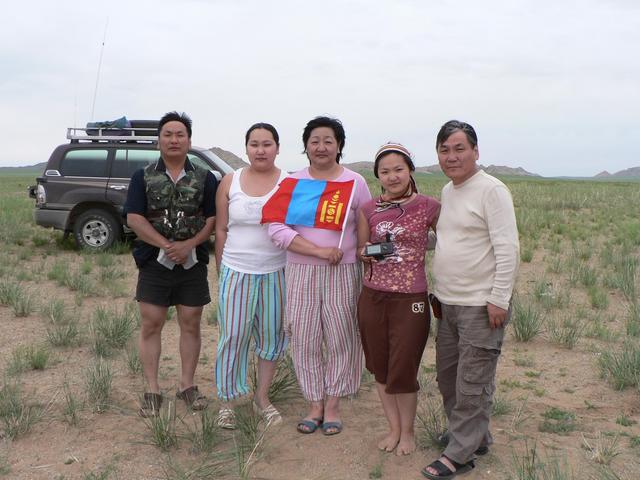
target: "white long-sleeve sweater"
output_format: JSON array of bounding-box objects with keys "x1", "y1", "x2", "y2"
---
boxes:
[{"x1": 432, "y1": 170, "x2": 519, "y2": 310}]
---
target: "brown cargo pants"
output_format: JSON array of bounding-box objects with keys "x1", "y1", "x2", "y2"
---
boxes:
[{"x1": 435, "y1": 303, "x2": 508, "y2": 464}]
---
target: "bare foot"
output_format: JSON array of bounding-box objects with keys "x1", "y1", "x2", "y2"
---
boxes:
[
  {"x1": 396, "y1": 433, "x2": 416, "y2": 456},
  {"x1": 377, "y1": 431, "x2": 400, "y2": 452}
]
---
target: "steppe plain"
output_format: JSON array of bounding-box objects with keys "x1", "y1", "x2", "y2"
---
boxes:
[{"x1": 0, "y1": 172, "x2": 638, "y2": 479}]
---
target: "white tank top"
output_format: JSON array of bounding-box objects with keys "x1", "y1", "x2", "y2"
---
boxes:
[{"x1": 221, "y1": 168, "x2": 288, "y2": 274}]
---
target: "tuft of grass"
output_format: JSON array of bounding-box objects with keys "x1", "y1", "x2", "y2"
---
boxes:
[
  {"x1": 162, "y1": 454, "x2": 229, "y2": 480},
  {"x1": 10, "y1": 289, "x2": 36, "y2": 317},
  {"x1": 99, "y1": 265, "x2": 126, "y2": 282},
  {"x1": 182, "y1": 409, "x2": 222, "y2": 454},
  {"x1": 267, "y1": 355, "x2": 300, "y2": 404},
  {"x1": 143, "y1": 400, "x2": 178, "y2": 451},
  {"x1": 42, "y1": 298, "x2": 66, "y2": 324},
  {"x1": 0, "y1": 279, "x2": 21, "y2": 306},
  {"x1": 615, "y1": 414, "x2": 635, "y2": 427},
  {"x1": 514, "y1": 352, "x2": 536, "y2": 368},
  {"x1": 6, "y1": 345, "x2": 51, "y2": 375},
  {"x1": 66, "y1": 271, "x2": 95, "y2": 296},
  {"x1": 539, "y1": 407, "x2": 577, "y2": 435},
  {"x1": 47, "y1": 260, "x2": 70, "y2": 285},
  {"x1": 521, "y1": 247, "x2": 533, "y2": 263},
  {"x1": 232, "y1": 403, "x2": 265, "y2": 479},
  {"x1": 547, "y1": 315, "x2": 582, "y2": 349},
  {"x1": 416, "y1": 395, "x2": 448, "y2": 449},
  {"x1": 625, "y1": 303, "x2": 640, "y2": 337},
  {"x1": 0, "y1": 381, "x2": 43, "y2": 440},
  {"x1": 90, "y1": 304, "x2": 137, "y2": 357},
  {"x1": 82, "y1": 464, "x2": 116, "y2": 480},
  {"x1": 206, "y1": 305, "x2": 218, "y2": 326},
  {"x1": 510, "y1": 442, "x2": 574, "y2": 480},
  {"x1": 124, "y1": 343, "x2": 142, "y2": 375},
  {"x1": 512, "y1": 300, "x2": 544, "y2": 342},
  {"x1": 582, "y1": 432, "x2": 621, "y2": 465},
  {"x1": 62, "y1": 380, "x2": 82, "y2": 426},
  {"x1": 47, "y1": 318, "x2": 81, "y2": 348},
  {"x1": 492, "y1": 393, "x2": 514, "y2": 417},
  {"x1": 85, "y1": 359, "x2": 113, "y2": 413},
  {"x1": 588, "y1": 286, "x2": 609, "y2": 310},
  {"x1": 597, "y1": 341, "x2": 640, "y2": 390}
]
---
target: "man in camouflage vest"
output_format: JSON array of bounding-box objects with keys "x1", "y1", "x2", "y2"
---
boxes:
[{"x1": 125, "y1": 111, "x2": 217, "y2": 417}]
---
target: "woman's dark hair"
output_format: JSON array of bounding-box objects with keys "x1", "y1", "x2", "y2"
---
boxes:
[
  {"x1": 159, "y1": 111, "x2": 192, "y2": 138},
  {"x1": 245, "y1": 122, "x2": 280, "y2": 146},
  {"x1": 435, "y1": 120, "x2": 478, "y2": 149},
  {"x1": 302, "y1": 116, "x2": 346, "y2": 163}
]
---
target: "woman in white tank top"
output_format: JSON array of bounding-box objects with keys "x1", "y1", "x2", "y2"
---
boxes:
[{"x1": 214, "y1": 123, "x2": 288, "y2": 428}]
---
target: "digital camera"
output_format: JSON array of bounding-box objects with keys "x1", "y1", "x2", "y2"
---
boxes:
[{"x1": 364, "y1": 241, "x2": 395, "y2": 260}]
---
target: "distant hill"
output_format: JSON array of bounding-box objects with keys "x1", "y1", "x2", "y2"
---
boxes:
[
  {"x1": 343, "y1": 161, "x2": 539, "y2": 177},
  {"x1": 210, "y1": 147, "x2": 247, "y2": 170},
  {"x1": 594, "y1": 166, "x2": 640, "y2": 178},
  {"x1": 0, "y1": 162, "x2": 46, "y2": 175}
]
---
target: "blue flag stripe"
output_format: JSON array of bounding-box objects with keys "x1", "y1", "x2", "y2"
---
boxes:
[{"x1": 285, "y1": 179, "x2": 327, "y2": 226}]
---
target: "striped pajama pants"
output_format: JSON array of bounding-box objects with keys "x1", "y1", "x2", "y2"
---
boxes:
[
  {"x1": 286, "y1": 262, "x2": 363, "y2": 401},
  {"x1": 215, "y1": 264, "x2": 287, "y2": 402}
]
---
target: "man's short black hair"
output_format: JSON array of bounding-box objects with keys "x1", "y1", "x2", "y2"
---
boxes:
[
  {"x1": 159, "y1": 111, "x2": 192, "y2": 138},
  {"x1": 436, "y1": 120, "x2": 478, "y2": 149},
  {"x1": 302, "y1": 116, "x2": 346, "y2": 163}
]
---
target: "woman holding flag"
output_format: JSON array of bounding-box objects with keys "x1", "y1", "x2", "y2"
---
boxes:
[
  {"x1": 265, "y1": 116, "x2": 372, "y2": 435},
  {"x1": 214, "y1": 123, "x2": 289, "y2": 429},
  {"x1": 357, "y1": 143, "x2": 440, "y2": 455}
]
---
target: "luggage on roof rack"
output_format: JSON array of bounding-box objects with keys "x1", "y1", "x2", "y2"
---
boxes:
[{"x1": 69, "y1": 118, "x2": 160, "y2": 143}]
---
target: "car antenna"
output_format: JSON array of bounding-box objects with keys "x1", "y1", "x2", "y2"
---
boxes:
[{"x1": 90, "y1": 17, "x2": 109, "y2": 122}]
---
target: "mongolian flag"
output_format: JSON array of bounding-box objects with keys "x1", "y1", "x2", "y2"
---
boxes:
[{"x1": 261, "y1": 178, "x2": 355, "y2": 231}]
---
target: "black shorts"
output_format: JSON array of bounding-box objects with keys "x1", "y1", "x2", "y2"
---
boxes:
[{"x1": 136, "y1": 260, "x2": 210, "y2": 307}]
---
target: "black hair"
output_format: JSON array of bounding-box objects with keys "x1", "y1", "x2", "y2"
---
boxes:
[
  {"x1": 245, "y1": 122, "x2": 280, "y2": 146},
  {"x1": 302, "y1": 116, "x2": 346, "y2": 163},
  {"x1": 435, "y1": 120, "x2": 478, "y2": 150},
  {"x1": 159, "y1": 111, "x2": 192, "y2": 138}
]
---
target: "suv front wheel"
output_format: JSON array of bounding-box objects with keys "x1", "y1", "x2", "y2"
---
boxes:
[{"x1": 73, "y1": 209, "x2": 122, "y2": 251}]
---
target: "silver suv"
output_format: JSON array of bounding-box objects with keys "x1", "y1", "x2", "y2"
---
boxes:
[{"x1": 29, "y1": 123, "x2": 233, "y2": 250}]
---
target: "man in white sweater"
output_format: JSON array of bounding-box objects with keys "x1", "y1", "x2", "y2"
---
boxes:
[{"x1": 422, "y1": 121, "x2": 519, "y2": 480}]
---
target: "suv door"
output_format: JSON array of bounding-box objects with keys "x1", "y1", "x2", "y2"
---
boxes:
[
  {"x1": 107, "y1": 148, "x2": 160, "y2": 214},
  {"x1": 47, "y1": 148, "x2": 111, "y2": 209}
]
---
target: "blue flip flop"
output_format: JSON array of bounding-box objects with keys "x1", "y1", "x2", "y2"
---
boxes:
[
  {"x1": 321, "y1": 421, "x2": 343, "y2": 436},
  {"x1": 297, "y1": 417, "x2": 323, "y2": 434}
]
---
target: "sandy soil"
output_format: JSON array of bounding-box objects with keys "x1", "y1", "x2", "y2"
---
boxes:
[{"x1": 1, "y1": 249, "x2": 639, "y2": 480}]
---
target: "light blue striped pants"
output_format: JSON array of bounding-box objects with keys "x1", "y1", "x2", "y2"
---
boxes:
[{"x1": 215, "y1": 264, "x2": 287, "y2": 402}]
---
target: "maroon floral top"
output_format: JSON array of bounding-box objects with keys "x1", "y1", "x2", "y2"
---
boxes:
[{"x1": 361, "y1": 194, "x2": 440, "y2": 293}]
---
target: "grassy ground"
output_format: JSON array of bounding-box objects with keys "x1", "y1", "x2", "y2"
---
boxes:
[{"x1": 0, "y1": 173, "x2": 638, "y2": 479}]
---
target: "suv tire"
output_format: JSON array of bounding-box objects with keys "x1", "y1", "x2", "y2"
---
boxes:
[{"x1": 73, "y1": 209, "x2": 122, "y2": 251}]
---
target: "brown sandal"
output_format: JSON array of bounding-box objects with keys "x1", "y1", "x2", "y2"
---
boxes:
[
  {"x1": 176, "y1": 385, "x2": 208, "y2": 411},
  {"x1": 139, "y1": 392, "x2": 163, "y2": 418}
]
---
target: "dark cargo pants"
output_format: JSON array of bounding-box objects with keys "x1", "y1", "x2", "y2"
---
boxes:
[{"x1": 435, "y1": 303, "x2": 508, "y2": 464}]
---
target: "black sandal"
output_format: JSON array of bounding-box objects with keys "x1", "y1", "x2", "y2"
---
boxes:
[
  {"x1": 421, "y1": 455, "x2": 475, "y2": 479},
  {"x1": 176, "y1": 385, "x2": 208, "y2": 411},
  {"x1": 139, "y1": 392, "x2": 162, "y2": 418}
]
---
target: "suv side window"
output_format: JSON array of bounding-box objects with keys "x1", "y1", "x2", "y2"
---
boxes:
[
  {"x1": 112, "y1": 149, "x2": 160, "y2": 178},
  {"x1": 60, "y1": 149, "x2": 109, "y2": 177}
]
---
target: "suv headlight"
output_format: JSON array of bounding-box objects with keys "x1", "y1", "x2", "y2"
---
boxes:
[{"x1": 36, "y1": 184, "x2": 46, "y2": 205}]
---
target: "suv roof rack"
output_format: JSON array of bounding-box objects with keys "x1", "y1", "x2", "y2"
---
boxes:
[{"x1": 67, "y1": 127, "x2": 158, "y2": 144}]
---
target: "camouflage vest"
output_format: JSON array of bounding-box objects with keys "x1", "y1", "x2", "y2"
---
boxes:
[{"x1": 144, "y1": 161, "x2": 207, "y2": 241}]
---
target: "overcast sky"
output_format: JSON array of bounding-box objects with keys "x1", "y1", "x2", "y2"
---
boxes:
[{"x1": 2, "y1": 0, "x2": 638, "y2": 177}]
